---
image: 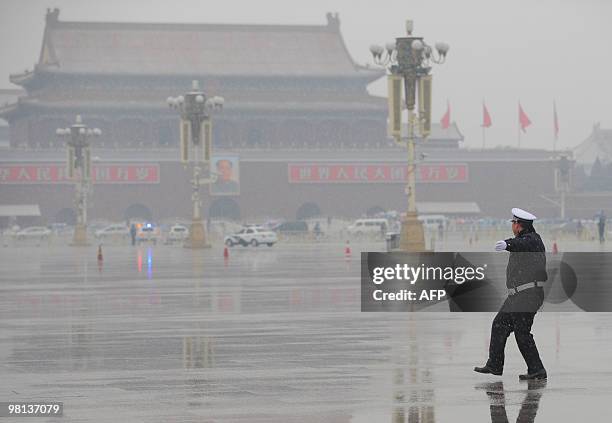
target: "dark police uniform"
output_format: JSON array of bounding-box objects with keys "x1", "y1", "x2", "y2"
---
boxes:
[{"x1": 476, "y1": 208, "x2": 547, "y2": 379}]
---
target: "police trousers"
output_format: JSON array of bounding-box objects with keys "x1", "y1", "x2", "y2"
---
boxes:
[{"x1": 486, "y1": 287, "x2": 545, "y2": 373}]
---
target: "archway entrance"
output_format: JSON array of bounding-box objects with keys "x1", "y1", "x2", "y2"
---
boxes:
[
  {"x1": 296, "y1": 202, "x2": 321, "y2": 220},
  {"x1": 209, "y1": 198, "x2": 241, "y2": 221},
  {"x1": 54, "y1": 208, "x2": 76, "y2": 225}
]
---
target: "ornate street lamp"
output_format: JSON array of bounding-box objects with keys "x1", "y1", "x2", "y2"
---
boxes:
[
  {"x1": 55, "y1": 115, "x2": 101, "y2": 246},
  {"x1": 370, "y1": 20, "x2": 449, "y2": 251},
  {"x1": 167, "y1": 80, "x2": 224, "y2": 249},
  {"x1": 557, "y1": 155, "x2": 572, "y2": 219}
]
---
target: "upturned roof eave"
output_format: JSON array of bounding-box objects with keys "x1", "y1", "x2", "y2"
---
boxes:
[
  {"x1": 8, "y1": 71, "x2": 36, "y2": 87},
  {"x1": 0, "y1": 102, "x2": 19, "y2": 120},
  {"x1": 29, "y1": 65, "x2": 384, "y2": 81}
]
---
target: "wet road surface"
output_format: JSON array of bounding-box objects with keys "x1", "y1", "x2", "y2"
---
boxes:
[{"x1": 1, "y1": 242, "x2": 612, "y2": 422}]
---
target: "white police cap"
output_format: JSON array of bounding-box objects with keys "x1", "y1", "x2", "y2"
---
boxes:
[{"x1": 511, "y1": 207, "x2": 537, "y2": 222}]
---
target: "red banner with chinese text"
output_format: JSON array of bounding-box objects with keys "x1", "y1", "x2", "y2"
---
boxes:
[
  {"x1": 288, "y1": 163, "x2": 468, "y2": 183},
  {"x1": 0, "y1": 163, "x2": 160, "y2": 184}
]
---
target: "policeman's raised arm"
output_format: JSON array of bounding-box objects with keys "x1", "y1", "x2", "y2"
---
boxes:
[{"x1": 504, "y1": 236, "x2": 532, "y2": 252}]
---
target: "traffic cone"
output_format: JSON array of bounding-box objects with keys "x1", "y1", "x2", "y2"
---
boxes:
[
  {"x1": 97, "y1": 244, "x2": 103, "y2": 262},
  {"x1": 223, "y1": 246, "x2": 229, "y2": 267},
  {"x1": 344, "y1": 240, "x2": 351, "y2": 258},
  {"x1": 552, "y1": 242, "x2": 558, "y2": 255}
]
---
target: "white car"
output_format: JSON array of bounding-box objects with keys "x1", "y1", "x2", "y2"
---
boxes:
[
  {"x1": 14, "y1": 226, "x2": 52, "y2": 240},
  {"x1": 224, "y1": 226, "x2": 278, "y2": 247},
  {"x1": 95, "y1": 224, "x2": 129, "y2": 240},
  {"x1": 136, "y1": 223, "x2": 161, "y2": 244},
  {"x1": 346, "y1": 218, "x2": 389, "y2": 237},
  {"x1": 166, "y1": 225, "x2": 189, "y2": 243}
]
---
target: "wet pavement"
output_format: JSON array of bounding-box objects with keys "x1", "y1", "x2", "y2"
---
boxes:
[{"x1": 1, "y1": 242, "x2": 612, "y2": 422}]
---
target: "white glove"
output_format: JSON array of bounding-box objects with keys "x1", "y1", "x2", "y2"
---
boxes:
[{"x1": 495, "y1": 240, "x2": 507, "y2": 252}]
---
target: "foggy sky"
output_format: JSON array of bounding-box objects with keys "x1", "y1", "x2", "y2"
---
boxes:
[{"x1": 1, "y1": 0, "x2": 610, "y2": 151}]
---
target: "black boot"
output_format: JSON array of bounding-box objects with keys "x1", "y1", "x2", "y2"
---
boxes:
[
  {"x1": 519, "y1": 369, "x2": 547, "y2": 380},
  {"x1": 474, "y1": 365, "x2": 502, "y2": 376}
]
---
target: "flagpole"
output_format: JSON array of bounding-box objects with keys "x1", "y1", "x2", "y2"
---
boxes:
[
  {"x1": 553, "y1": 100, "x2": 558, "y2": 153},
  {"x1": 517, "y1": 101, "x2": 522, "y2": 149},
  {"x1": 481, "y1": 99, "x2": 485, "y2": 150},
  {"x1": 482, "y1": 125, "x2": 485, "y2": 150}
]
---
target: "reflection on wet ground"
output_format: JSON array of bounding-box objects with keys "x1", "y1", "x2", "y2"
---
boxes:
[
  {"x1": 1, "y1": 243, "x2": 612, "y2": 422},
  {"x1": 476, "y1": 380, "x2": 546, "y2": 423}
]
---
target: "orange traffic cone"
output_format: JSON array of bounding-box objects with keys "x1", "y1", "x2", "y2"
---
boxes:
[
  {"x1": 344, "y1": 240, "x2": 351, "y2": 258},
  {"x1": 552, "y1": 242, "x2": 558, "y2": 255},
  {"x1": 223, "y1": 246, "x2": 229, "y2": 267},
  {"x1": 97, "y1": 244, "x2": 103, "y2": 262}
]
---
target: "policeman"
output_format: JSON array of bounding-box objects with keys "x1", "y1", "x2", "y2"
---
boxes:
[{"x1": 475, "y1": 208, "x2": 548, "y2": 380}]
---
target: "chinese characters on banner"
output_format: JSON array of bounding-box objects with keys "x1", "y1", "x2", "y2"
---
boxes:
[
  {"x1": 0, "y1": 163, "x2": 160, "y2": 184},
  {"x1": 288, "y1": 163, "x2": 468, "y2": 183}
]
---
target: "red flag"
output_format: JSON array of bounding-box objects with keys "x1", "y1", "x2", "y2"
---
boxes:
[
  {"x1": 518, "y1": 103, "x2": 531, "y2": 133},
  {"x1": 553, "y1": 101, "x2": 559, "y2": 140},
  {"x1": 440, "y1": 101, "x2": 450, "y2": 129},
  {"x1": 482, "y1": 102, "x2": 492, "y2": 128}
]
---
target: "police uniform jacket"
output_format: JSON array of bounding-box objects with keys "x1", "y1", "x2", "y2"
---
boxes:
[{"x1": 504, "y1": 228, "x2": 548, "y2": 289}]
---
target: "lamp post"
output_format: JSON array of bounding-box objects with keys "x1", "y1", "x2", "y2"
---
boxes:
[
  {"x1": 557, "y1": 155, "x2": 572, "y2": 219},
  {"x1": 55, "y1": 115, "x2": 101, "y2": 246},
  {"x1": 167, "y1": 80, "x2": 224, "y2": 249},
  {"x1": 370, "y1": 20, "x2": 449, "y2": 251}
]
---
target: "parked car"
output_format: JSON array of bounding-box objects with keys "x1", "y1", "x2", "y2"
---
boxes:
[
  {"x1": 3, "y1": 225, "x2": 20, "y2": 237},
  {"x1": 49, "y1": 222, "x2": 73, "y2": 235},
  {"x1": 136, "y1": 223, "x2": 161, "y2": 244},
  {"x1": 166, "y1": 224, "x2": 189, "y2": 243},
  {"x1": 346, "y1": 218, "x2": 389, "y2": 237},
  {"x1": 224, "y1": 226, "x2": 278, "y2": 247},
  {"x1": 95, "y1": 224, "x2": 130, "y2": 241},
  {"x1": 14, "y1": 226, "x2": 52, "y2": 241}
]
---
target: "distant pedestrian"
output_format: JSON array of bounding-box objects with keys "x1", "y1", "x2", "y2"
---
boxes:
[
  {"x1": 130, "y1": 223, "x2": 137, "y2": 246},
  {"x1": 380, "y1": 221, "x2": 387, "y2": 239},
  {"x1": 596, "y1": 210, "x2": 606, "y2": 243}
]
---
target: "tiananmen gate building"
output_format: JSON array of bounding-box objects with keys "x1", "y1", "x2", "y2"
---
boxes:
[{"x1": 0, "y1": 9, "x2": 585, "y2": 226}]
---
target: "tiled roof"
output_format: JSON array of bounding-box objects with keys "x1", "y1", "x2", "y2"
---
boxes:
[
  {"x1": 33, "y1": 9, "x2": 382, "y2": 79},
  {"x1": 574, "y1": 123, "x2": 612, "y2": 164}
]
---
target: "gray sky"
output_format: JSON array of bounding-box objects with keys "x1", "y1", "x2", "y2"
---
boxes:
[{"x1": 1, "y1": 0, "x2": 610, "y2": 150}]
